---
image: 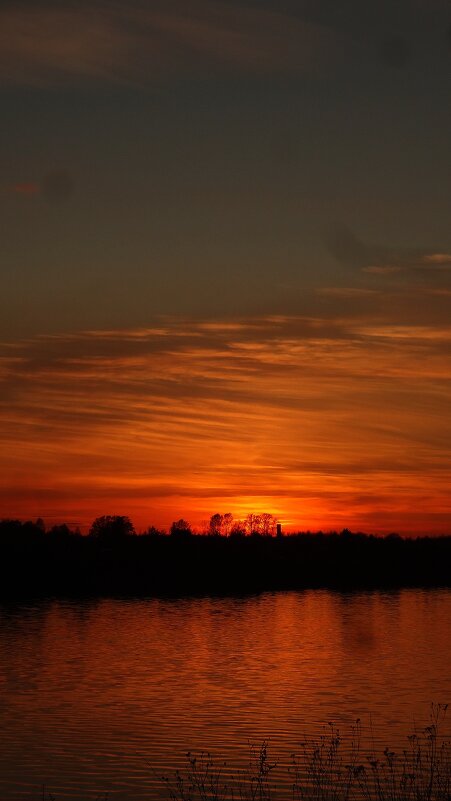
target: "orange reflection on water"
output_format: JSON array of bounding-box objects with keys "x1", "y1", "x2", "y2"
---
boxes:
[{"x1": 1, "y1": 591, "x2": 451, "y2": 800}]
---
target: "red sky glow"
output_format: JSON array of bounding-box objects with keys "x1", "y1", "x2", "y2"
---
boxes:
[{"x1": 1, "y1": 314, "x2": 450, "y2": 534}]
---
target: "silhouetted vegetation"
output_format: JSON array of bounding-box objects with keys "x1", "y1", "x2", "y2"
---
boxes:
[
  {"x1": 39, "y1": 705, "x2": 451, "y2": 801},
  {"x1": 88, "y1": 514, "x2": 135, "y2": 541},
  {"x1": 0, "y1": 513, "x2": 450, "y2": 599},
  {"x1": 170, "y1": 518, "x2": 193, "y2": 538},
  {"x1": 162, "y1": 705, "x2": 451, "y2": 801}
]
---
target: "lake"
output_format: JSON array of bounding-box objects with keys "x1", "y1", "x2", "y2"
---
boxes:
[{"x1": 0, "y1": 589, "x2": 450, "y2": 800}]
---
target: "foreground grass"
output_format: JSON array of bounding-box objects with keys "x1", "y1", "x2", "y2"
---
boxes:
[
  {"x1": 162, "y1": 705, "x2": 451, "y2": 801},
  {"x1": 40, "y1": 705, "x2": 451, "y2": 801}
]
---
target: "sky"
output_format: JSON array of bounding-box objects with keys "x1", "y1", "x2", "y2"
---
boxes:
[{"x1": 1, "y1": 0, "x2": 451, "y2": 533}]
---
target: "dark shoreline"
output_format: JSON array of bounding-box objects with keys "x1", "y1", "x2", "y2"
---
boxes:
[{"x1": 1, "y1": 522, "x2": 450, "y2": 600}]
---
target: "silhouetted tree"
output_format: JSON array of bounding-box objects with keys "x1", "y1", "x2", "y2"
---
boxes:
[
  {"x1": 48, "y1": 523, "x2": 72, "y2": 540},
  {"x1": 88, "y1": 515, "x2": 135, "y2": 542},
  {"x1": 230, "y1": 521, "x2": 246, "y2": 537},
  {"x1": 244, "y1": 514, "x2": 259, "y2": 535},
  {"x1": 222, "y1": 513, "x2": 234, "y2": 536},
  {"x1": 209, "y1": 513, "x2": 223, "y2": 536},
  {"x1": 145, "y1": 526, "x2": 165, "y2": 538},
  {"x1": 170, "y1": 518, "x2": 192, "y2": 537},
  {"x1": 260, "y1": 513, "x2": 277, "y2": 536},
  {"x1": 21, "y1": 520, "x2": 46, "y2": 542}
]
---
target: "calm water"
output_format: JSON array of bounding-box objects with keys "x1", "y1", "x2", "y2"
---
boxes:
[{"x1": 0, "y1": 589, "x2": 450, "y2": 801}]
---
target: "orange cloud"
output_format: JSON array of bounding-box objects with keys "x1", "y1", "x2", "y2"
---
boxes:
[
  {"x1": 423, "y1": 253, "x2": 451, "y2": 266},
  {"x1": 1, "y1": 315, "x2": 451, "y2": 534}
]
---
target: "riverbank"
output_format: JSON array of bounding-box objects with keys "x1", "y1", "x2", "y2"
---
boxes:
[{"x1": 1, "y1": 522, "x2": 450, "y2": 599}]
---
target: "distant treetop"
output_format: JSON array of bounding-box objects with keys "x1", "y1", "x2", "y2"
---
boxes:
[
  {"x1": 88, "y1": 515, "x2": 135, "y2": 541},
  {"x1": 170, "y1": 518, "x2": 192, "y2": 537}
]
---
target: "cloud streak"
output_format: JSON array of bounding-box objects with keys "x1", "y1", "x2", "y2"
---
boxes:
[{"x1": 326, "y1": 225, "x2": 451, "y2": 276}]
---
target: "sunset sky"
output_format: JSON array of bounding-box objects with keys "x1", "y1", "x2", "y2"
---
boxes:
[{"x1": 1, "y1": 0, "x2": 451, "y2": 533}]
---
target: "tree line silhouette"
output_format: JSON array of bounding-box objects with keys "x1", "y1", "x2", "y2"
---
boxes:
[
  {"x1": 0, "y1": 513, "x2": 450, "y2": 598},
  {"x1": 87, "y1": 512, "x2": 280, "y2": 539}
]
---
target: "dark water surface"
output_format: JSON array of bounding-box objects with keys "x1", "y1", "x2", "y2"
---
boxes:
[{"x1": 0, "y1": 589, "x2": 450, "y2": 800}]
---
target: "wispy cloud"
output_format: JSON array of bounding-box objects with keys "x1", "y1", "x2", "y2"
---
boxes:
[
  {"x1": 0, "y1": 0, "x2": 340, "y2": 88},
  {"x1": 325, "y1": 225, "x2": 451, "y2": 276},
  {"x1": 362, "y1": 266, "x2": 403, "y2": 275},
  {"x1": 362, "y1": 255, "x2": 451, "y2": 274},
  {"x1": 1, "y1": 315, "x2": 451, "y2": 533},
  {"x1": 317, "y1": 287, "x2": 380, "y2": 298},
  {"x1": 422, "y1": 253, "x2": 451, "y2": 266}
]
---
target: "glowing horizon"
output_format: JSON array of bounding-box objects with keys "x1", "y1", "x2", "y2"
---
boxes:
[{"x1": 1, "y1": 313, "x2": 450, "y2": 535}]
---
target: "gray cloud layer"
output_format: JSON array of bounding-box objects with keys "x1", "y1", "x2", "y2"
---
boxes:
[{"x1": 0, "y1": 0, "x2": 339, "y2": 87}]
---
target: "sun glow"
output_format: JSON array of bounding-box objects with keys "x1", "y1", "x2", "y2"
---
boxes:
[{"x1": 1, "y1": 315, "x2": 451, "y2": 534}]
